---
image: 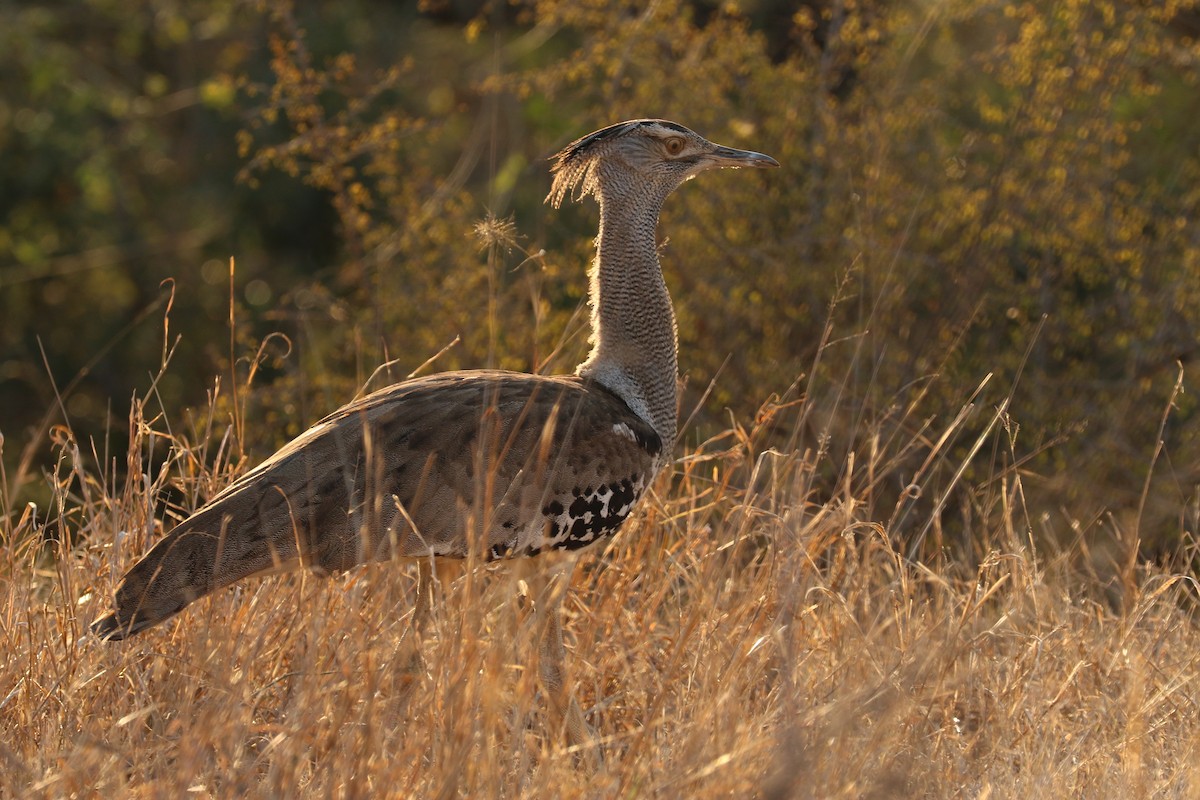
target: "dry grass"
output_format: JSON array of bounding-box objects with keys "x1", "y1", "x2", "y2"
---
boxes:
[{"x1": 2, "y1": 371, "x2": 1199, "y2": 799}]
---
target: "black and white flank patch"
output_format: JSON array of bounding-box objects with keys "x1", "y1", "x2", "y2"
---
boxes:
[
  {"x1": 491, "y1": 475, "x2": 646, "y2": 559},
  {"x1": 543, "y1": 474, "x2": 646, "y2": 552}
]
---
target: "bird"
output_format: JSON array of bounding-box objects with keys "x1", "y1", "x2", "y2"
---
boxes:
[{"x1": 91, "y1": 118, "x2": 778, "y2": 755}]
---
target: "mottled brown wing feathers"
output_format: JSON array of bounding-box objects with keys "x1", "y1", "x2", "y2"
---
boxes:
[{"x1": 92, "y1": 370, "x2": 661, "y2": 639}]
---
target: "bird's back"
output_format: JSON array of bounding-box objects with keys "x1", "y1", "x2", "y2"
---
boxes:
[
  {"x1": 228, "y1": 369, "x2": 664, "y2": 563},
  {"x1": 93, "y1": 369, "x2": 662, "y2": 638}
]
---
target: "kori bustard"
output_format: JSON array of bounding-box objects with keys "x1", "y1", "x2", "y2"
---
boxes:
[{"x1": 92, "y1": 119, "x2": 778, "y2": 753}]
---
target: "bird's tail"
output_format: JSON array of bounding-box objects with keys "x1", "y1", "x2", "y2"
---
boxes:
[
  {"x1": 91, "y1": 492, "x2": 313, "y2": 640},
  {"x1": 91, "y1": 524, "x2": 224, "y2": 640}
]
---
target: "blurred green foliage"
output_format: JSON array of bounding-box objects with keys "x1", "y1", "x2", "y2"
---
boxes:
[{"x1": 2, "y1": 0, "x2": 1198, "y2": 553}]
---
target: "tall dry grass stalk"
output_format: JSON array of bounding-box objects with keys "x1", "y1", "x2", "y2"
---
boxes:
[{"x1": 2, "y1": 351, "x2": 1198, "y2": 798}]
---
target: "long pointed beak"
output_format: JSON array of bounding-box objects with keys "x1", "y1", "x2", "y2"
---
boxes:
[{"x1": 706, "y1": 144, "x2": 780, "y2": 169}]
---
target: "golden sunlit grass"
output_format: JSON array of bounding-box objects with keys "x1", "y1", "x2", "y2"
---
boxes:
[{"x1": 2, "y1": 361, "x2": 1199, "y2": 798}]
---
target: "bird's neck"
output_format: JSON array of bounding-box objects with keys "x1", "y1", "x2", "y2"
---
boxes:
[{"x1": 577, "y1": 190, "x2": 679, "y2": 450}]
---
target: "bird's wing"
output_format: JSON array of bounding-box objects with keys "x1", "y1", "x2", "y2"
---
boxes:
[{"x1": 92, "y1": 370, "x2": 662, "y2": 639}]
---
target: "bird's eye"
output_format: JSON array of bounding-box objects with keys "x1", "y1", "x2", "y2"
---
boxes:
[{"x1": 665, "y1": 138, "x2": 685, "y2": 155}]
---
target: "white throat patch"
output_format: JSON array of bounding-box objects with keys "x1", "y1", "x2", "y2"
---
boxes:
[
  {"x1": 579, "y1": 363, "x2": 655, "y2": 433},
  {"x1": 612, "y1": 422, "x2": 638, "y2": 442}
]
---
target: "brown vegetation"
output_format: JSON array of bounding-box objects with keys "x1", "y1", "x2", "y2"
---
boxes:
[{"x1": 3, "y1": 369, "x2": 1199, "y2": 796}]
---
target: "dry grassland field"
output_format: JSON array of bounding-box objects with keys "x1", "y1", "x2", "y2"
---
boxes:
[{"x1": 3, "y1": 353, "x2": 1199, "y2": 798}]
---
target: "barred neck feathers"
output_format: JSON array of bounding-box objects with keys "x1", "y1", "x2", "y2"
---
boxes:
[{"x1": 577, "y1": 176, "x2": 679, "y2": 452}]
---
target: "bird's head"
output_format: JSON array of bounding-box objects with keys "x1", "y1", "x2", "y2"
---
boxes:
[{"x1": 547, "y1": 119, "x2": 779, "y2": 208}]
